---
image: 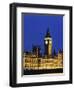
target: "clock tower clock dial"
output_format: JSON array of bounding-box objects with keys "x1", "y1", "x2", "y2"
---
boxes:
[{"x1": 45, "y1": 40, "x2": 48, "y2": 44}]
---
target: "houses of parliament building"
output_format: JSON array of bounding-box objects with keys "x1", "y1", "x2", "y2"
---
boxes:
[{"x1": 23, "y1": 29, "x2": 63, "y2": 74}]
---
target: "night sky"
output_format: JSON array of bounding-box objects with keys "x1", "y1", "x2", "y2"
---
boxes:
[{"x1": 22, "y1": 13, "x2": 63, "y2": 54}]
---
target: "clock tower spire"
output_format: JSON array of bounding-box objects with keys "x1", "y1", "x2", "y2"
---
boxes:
[{"x1": 44, "y1": 28, "x2": 52, "y2": 57}]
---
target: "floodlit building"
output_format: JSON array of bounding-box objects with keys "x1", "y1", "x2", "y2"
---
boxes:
[{"x1": 23, "y1": 29, "x2": 63, "y2": 70}]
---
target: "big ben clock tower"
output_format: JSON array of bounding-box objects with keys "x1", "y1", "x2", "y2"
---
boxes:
[{"x1": 44, "y1": 29, "x2": 52, "y2": 57}]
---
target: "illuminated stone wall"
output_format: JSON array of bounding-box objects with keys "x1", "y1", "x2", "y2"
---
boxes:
[{"x1": 23, "y1": 53, "x2": 63, "y2": 70}]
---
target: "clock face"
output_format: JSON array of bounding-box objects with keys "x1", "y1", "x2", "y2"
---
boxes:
[
  {"x1": 49, "y1": 41, "x2": 52, "y2": 44},
  {"x1": 45, "y1": 40, "x2": 48, "y2": 44}
]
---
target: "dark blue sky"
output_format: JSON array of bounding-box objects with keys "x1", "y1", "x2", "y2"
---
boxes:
[{"x1": 22, "y1": 14, "x2": 63, "y2": 54}]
